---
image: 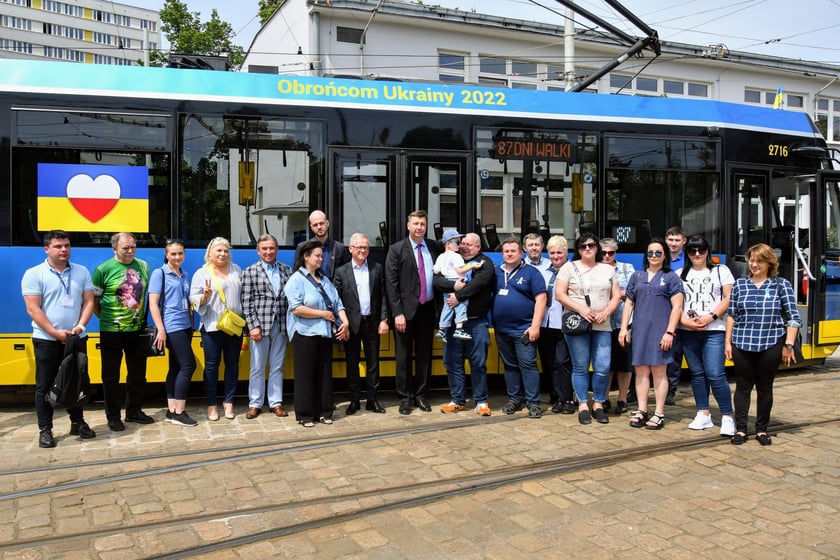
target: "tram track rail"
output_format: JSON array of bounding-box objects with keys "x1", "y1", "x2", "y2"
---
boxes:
[{"x1": 0, "y1": 416, "x2": 836, "y2": 556}]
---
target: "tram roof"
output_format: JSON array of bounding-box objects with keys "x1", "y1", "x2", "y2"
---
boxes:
[{"x1": 0, "y1": 58, "x2": 821, "y2": 139}]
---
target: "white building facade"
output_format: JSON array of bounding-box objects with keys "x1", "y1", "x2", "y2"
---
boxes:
[
  {"x1": 0, "y1": 0, "x2": 159, "y2": 65},
  {"x1": 243, "y1": 0, "x2": 840, "y2": 148}
]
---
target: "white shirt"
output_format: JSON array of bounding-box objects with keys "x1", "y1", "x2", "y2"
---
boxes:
[{"x1": 352, "y1": 260, "x2": 371, "y2": 316}]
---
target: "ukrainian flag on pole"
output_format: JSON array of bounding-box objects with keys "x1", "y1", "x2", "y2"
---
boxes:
[{"x1": 773, "y1": 85, "x2": 784, "y2": 109}]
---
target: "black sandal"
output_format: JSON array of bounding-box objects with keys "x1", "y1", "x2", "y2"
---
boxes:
[
  {"x1": 645, "y1": 413, "x2": 665, "y2": 430},
  {"x1": 756, "y1": 433, "x2": 772, "y2": 446},
  {"x1": 731, "y1": 432, "x2": 748, "y2": 445},
  {"x1": 629, "y1": 410, "x2": 648, "y2": 428}
]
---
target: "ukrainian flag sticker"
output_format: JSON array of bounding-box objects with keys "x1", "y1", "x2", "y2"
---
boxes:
[{"x1": 37, "y1": 163, "x2": 149, "y2": 232}]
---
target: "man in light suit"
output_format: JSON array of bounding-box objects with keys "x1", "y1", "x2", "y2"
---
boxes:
[
  {"x1": 385, "y1": 210, "x2": 442, "y2": 415},
  {"x1": 241, "y1": 234, "x2": 292, "y2": 419},
  {"x1": 334, "y1": 233, "x2": 390, "y2": 415},
  {"x1": 294, "y1": 210, "x2": 350, "y2": 281}
]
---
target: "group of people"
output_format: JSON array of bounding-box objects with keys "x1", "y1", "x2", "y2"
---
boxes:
[{"x1": 22, "y1": 214, "x2": 800, "y2": 448}]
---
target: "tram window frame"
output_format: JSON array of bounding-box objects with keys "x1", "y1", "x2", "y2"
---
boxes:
[{"x1": 180, "y1": 114, "x2": 325, "y2": 249}]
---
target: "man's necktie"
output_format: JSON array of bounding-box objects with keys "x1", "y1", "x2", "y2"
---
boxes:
[{"x1": 417, "y1": 243, "x2": 427, "y2": 304}]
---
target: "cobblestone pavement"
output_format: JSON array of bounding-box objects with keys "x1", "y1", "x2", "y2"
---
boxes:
[{"x1": 0, "y1": 360, "x2": 838, "y2": 559}]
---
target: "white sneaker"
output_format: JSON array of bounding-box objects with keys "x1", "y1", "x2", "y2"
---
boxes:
[
  {"x1": 688, "y1": 412, "x2": 714, "y2": 430},
  {"x1": 719, "y1": 415, "x2": 736, "y2": 436}
]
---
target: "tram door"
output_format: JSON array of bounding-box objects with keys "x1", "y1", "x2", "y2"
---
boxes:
[
  {"x1": 332, "y1": 149, "x2": 470, "y2": 256},
  {"x1": 733, "y1": 167, "x2": 818, "y2": 343},
  {"x1": 406, "y1": 154, "x2": 470, "y2": 244},
  {"x1": 814, "y1": 170, "x2": 840, "y2": 345}
]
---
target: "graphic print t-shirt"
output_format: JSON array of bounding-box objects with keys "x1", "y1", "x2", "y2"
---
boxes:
[{"x1": 93, "y1": 258, "x2": 149, "y2": 332}]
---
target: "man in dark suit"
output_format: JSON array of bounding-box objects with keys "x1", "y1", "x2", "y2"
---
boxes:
[
  {"x1": 241, "y1": 234, "x2": 292, "y2": 419},
  {"x1": 433, "y1": 232, "x2": 496, "y2": 416},
  {"x1": 294, "y1": 210, "x2": 350, "y2": 281},
  {"x1": 385, "y1": 210, "x2": 442, "y2": 415},
  {"x1": 334, "y1": 233, "x2": 390, "y2": 415}
]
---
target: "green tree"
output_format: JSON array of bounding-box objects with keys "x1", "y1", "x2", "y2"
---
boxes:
[
  {"x1": 258, "y1": 0, "x2": 285, "y2": 25},
  {"x1": 149, "y1": 0, "x2": 245, "y2": 70}
]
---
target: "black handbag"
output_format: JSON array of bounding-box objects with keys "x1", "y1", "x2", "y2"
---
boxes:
[
  {"x1": 562, "y1": 310, "x2": 591, "y2": 335},
  {"x1": 140, "y1": 326, "x2": 165, "y2": 357},
  {"x1": 561, "y1": 263, "x2": 592, "y2": 336},
  {"x1": 142, "y1": 267, "x2": 166, "y2": 357}
]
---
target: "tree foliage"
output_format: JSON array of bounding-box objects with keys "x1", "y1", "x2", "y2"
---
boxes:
[
  {"x1": 258, "y1": 0, "x2": 285, "y2": 25},
  {"x1": 149, "y1": 0, "x2": 245, "y2": 70}
]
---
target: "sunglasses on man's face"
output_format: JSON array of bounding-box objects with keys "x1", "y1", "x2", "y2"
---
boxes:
[{"x1": 602, "y1": 250, "x2": 616, "y2": 256}]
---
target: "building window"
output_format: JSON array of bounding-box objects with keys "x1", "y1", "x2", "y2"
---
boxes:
[
  {"x1": 438, "y1": 52, "x2": 465, "y2": 83},
  {"x1": 636, "y1": 77, "x2": 657, "y2": 92},
  {"x1": 787, "y1": 94, "x2": 804, "y2": 108},
  {"x1": 2, "y1": 16, "x2": 33, "y2": 30},
  {"x1": 336, "y1": 26, "x2": 364, "y2": 44},
  {"x1": 744, "y1": 89, "x2": 761, "y2": 103},
  {"x1": 478, "y1": 56, "x2": 539, "y2": 89},
  {"x1": 664, "y1": 80, "x2": 684, "y2": 95},
  {"x1": 687, "y1": 83, "x2": 708, "y2": 97}
]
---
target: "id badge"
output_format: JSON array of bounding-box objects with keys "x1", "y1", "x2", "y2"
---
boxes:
[
  {"x1": 61, "y1": 296, "x2": 75, "y2": 308},
  {"x1": 182, "y1": 298, "x2": 189, "y2": 310},
  {"x1": 498, "y1": 288, "x2": 509, "y2": 296}
]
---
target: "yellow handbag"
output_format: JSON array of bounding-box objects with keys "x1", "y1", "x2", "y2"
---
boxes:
[{"x1": 207, "y1": 266, "x2": 245, "y2": 336}]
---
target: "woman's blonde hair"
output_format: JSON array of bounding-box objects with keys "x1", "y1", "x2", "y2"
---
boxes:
[
  {"x1": 746, "y1": 243, "x2": 779, "y2": 278},
  {"x1": 204, "y1": 237, "x2": 231, "y2": 266}
]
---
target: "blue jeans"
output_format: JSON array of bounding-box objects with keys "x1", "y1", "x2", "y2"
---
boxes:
[
  {"x1": 495, "y1": 331, "x2": 540, "y2": 407},
  {"x1": 681, "y1": 330, "x2": 732, "y2": 414},
  {"x1": 247, "y1": 321, "x2": 288, "y2": 408},
  {"x1": 439, "y1": 295, "x2": 468, "y2": 329},
  {"x1": 443, "y1": 318, "x2": 490, "y2": 406},
  {"x1": 201, "y1": 328, "x2": 242, "y2": 406},
  {"x1": 565, "y1": 330, "x2": 611, "y2": 403}
]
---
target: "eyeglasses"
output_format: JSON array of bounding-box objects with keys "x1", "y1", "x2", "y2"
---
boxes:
[
  {"x1": 647, "y1": 250, "x2": 664, "y2": 257},
  {"x1": 602, "y1": 250, "x2": 616, "y2": 256},
  {"x1": 351, "y1": 246, "x2": 370, "y2": 251},
  {"x1": 687, "y1": 247, "x2": 708, "y2": 255},
  {"x1": 578, "y1": 242, "x2": 598, "y2": 250}
]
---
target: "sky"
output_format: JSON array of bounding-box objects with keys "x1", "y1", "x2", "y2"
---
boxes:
[{"x1": 127, "y1": 0, "x2": 840, "y2": 65}]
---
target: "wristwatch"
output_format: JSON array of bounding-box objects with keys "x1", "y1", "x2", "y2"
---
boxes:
[
  {"x1": 711, "y1": 313, "x2": 719, "y2": 321},
  {"x1": 784, "y1": 343, "x2": 794, "y2": 350}
]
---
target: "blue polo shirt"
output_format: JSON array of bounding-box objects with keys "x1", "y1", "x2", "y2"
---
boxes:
[
  {"x1": 21, "y1": 260, "x2": 94, "y2": 341},
  {"x1": 492, "y1": 262, "x2": 546, "y2": 335}
]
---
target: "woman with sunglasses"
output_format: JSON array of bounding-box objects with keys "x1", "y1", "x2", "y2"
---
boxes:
[
  {"x1": 599, "y1": 237, "x2": 636, "y2": 414},
  {"x1": 556, "y1": 233, "x2": 621, "y2": 425},
  {"x1": 619, "y1": 238, "x2": 684, "y2": 430},
  {"x1": 677, "y1": 235, "x2": 735, "y2": 436}
]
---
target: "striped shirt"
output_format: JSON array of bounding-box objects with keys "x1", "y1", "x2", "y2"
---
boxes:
[{"x1": 728, "y1": 276, "x2": 801, "y2": 352}]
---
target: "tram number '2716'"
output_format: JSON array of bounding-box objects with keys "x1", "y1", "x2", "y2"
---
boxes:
[
  {"x1": 768, "y1": 144, "x2": 789, "y2": 157},
  {"x1": 461, "y1": 90, "x2": 507, "y2": 106}
]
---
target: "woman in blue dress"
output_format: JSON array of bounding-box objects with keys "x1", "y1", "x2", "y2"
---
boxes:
[{"x1": 618, "y1": 238, "x2": 684, "y2": 429}]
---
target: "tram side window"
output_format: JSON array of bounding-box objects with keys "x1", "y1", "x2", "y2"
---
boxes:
[
  {"x1": 474, "y1": 127, "x2": 598, "y2": 240},
  {"x1": 605, "y1": 136, "x2": 720, "y2": 252},
  {"x1": 180, "y1": 115, "x2": 324, "y2": 248},
  {"x1": 10, "y1": 109, "x2": 170, "y2": 246}
]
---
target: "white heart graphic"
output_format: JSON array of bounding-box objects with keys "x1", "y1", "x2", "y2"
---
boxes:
[
  {"x1": 65, "y1": 174, "x2": 122, "y2": 223},
  {"x1": 66, "y1": 174, "x2": 121, "y2": 199}
]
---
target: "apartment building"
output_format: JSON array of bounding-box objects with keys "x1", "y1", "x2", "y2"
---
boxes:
[{"x1": 0, "y1": 0, "x2": 159, "y2": 65}]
